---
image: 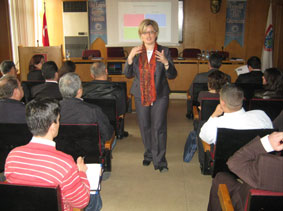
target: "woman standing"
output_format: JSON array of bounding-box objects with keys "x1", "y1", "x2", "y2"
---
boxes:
[{"x1": 124, "y1": 19, "x2": 177, "y2": 172}]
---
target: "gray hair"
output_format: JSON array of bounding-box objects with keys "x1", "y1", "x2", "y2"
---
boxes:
[
  {"x1": 59, "y1": 72, "x2": 81, "y2": 98},
  {"x1": 90, "y1": 62, "x2": 106, "y2": 78},
  {"x1": 220, "y1": 83, "x2": 244, "y2": 111},
  {"x1": 0, "y1": 75, "x2": 19, "y2": 98}
]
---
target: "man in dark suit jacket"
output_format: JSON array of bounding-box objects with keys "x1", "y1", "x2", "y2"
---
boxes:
[
  {"x1": 31, "y1": 61, "x2": 62, "y2": 100},
  {"x1": 83, "y1": 62, "x2": 128, "y2": 139},
  {"x1": 0, "y1": 75, "x2": 25, "y2": 123},
  {"x1": 235, "y1": 56, "x2": 263, "y2": 84},
  {"x1": 59, "y1": 72, "x2": 114, "y2": 148},
  {"x1": 207, "y1": 131, "x2": 283, "y2": 211},
  {"x1": 188, "y1": 53, "x2": 231, "y2": 96},
  {"x1": 83, "y1": 62, "x2": 127, "y2": 116}
]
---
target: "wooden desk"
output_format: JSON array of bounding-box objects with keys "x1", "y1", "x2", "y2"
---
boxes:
[
  {"x1": 70, "y1": 58, "x2": 245, "y2": 110},
  {"x1": 67, "y1": 58, "x2": 103, "y2": 81}
]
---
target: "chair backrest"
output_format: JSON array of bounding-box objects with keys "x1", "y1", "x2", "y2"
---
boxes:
[
  {"x1": 107, "y1": 47, "x2": 125, "y2": 58},
  {"x1": 192, "y1": 83, "x2": 209, "y2": 106},
  {"x1": 199, "y1": 98, "x2": 219, "y2": 121},
  {"x1": 249, "y1": 98, "x2": 283, "y2": 121},
  {"x1": 0, "y1": 123, "x2": 32, "y2": 172},
  {"x1": 211, "y1": 51, "x2": 229, "y2": 60},
  {"x1": 169, "y1": 48, "x2": 178, "y2": 58},
  {"x1": 0, "y1": 182, "x2": 62, "y2": 211},
  {"x1": 212, "y1": 128, "x2": 275, "y2": 178},
  {"x1": 55, "y1": 124, "x2": 101, "y2": 164},
  {"x1": 236, "y1": 83, "x2": 263, "y2": 100},
  {"x1": 21, "y1": 81, "x2": 45, "y2": 103},
  {"x1": 246, "y1": 189, "x2": 283, "y2": 211},
  {"x1": 82, "y1": 50, "x2": 101, "y2": 58},
  {"x1": 111, "y1": 81, "x2": 128, "y2": 113},
  {"x1": 182, "y1": 48, "x2": 201, "y2": 58},
  {"x1": 83, "y1": 98, "x2": 118, "y2": 132}
]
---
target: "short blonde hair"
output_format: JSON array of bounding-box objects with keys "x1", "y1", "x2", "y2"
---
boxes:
[{"x1": 138, "y1": 19, "x2": 159, "y2": 39}]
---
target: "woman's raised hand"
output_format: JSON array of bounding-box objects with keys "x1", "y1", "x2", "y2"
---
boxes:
[{"x1": 128, "y1": 46, "x2": 143, "y2": 64}]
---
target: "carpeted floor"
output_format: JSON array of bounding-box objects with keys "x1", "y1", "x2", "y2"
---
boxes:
[{"x1": 100, "y1": 99, "x2": 212, "y2": 211}]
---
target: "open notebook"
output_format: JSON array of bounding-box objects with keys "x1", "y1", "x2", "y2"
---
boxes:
[{"x1": 86, "y1": 163, "x2": 103, "y2": 194}]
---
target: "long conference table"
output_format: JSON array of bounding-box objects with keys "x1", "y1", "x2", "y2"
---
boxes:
[{"x1": 69, "y1": 57, "x2": 245, "y2": 110}]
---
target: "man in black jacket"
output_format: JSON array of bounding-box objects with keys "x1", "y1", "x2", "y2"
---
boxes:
[
  {"x1": 83, "y1": 62, "x2": 128, "y2": 138},
  {"x1": 59, "y1": 72, "x2": 114, "y2": 148},
  {"x1": 0, "y1": 75, "x2": 25, "y2": 123},
  {"x1": 235, "y1": 56, "x2": 263, "y2": 84},
  {"x1": 31, "y1": 61, "x2": 62, "y2": 100}
]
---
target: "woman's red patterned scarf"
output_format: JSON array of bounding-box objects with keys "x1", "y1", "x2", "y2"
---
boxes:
[{"x1": 139, "y1": 43, "x2": 157, "y2": 106}]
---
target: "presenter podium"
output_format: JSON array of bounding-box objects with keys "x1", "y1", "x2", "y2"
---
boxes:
[{"x1": 18, "y1": 46, "x2": 63, "y2": 81}]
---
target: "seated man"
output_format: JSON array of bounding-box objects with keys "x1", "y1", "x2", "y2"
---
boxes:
[
  {"x1": 0, "y1": 75, "x2": 25, "y2": 123},
  {"x1": 83, "y1": 62, "x2": 128, "y2": 138},
  {"x1": 235, "y1": 56, "x2": 263, "y2": 84},
  {"x1": 200, "y1": 83, "x2": 273, "y2": 145},
  {"x1": 4, "y1": 98, "x2": 91, "y2": 211},
  {"x1": 31, "y1": 61, "x2": 62, "y2": 100},
  {"x1": 0, "y1": 60, "x2": 17, "y2": 77},
  {"x1": 188, "y1": 53, "x2": 231, "y2": 96},
  {"x1": 207, "y1": 131, "x2": 283, "y2": 211},
  {"x1": 59, "y1": 72, "x2": 114, "y2": 149}
]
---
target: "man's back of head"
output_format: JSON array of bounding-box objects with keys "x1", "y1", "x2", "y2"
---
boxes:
[
  {"x1": 220, "y1": 83, "x2": 244, "y2": 112},
  {"x1": 247, "y1": 56, "x2": 261, "y2": 70},
  {"x1": 59, "y1": 72, "x2": 81, "y2": 98},
  {"x1": 209, "y1": 53, "x2": 222, "y2": 69},
  {"x1": 0, "y1": 75, "x2": 23, "y2": 101},
  {"x1": 42, "y1": 61, "x2": 58, "y2": 80},
  {"x1": 26, "y1": 98, "x2": 60, "y2": 137},
  {"x1": 0, "y1": 60, "x2": 16, "y2": 76},
  {"x1": 90, "y1": 62, "x2": 107, "y2": 80}
]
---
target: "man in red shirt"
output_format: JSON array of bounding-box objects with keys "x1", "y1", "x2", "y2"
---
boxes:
[{"x1": 5, "y1": 98, "x2": 90, "y2": 211}]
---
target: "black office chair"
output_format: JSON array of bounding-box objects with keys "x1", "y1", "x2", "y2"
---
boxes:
[
  {"x1": 212, "y1": 128, "x2": 275, "y2": 178},
  {"x1": 0, "y1": 182, "x2": 62, "y2": 211}
]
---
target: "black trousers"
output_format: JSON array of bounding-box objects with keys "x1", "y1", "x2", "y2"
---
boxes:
[{"x1": 134, "y1": 96, "x2": 169, "y2": 169}]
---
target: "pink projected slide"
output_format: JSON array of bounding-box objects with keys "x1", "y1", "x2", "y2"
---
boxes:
[{"x1": 124, "y1": 14, "x2": 144, "y2": 26}]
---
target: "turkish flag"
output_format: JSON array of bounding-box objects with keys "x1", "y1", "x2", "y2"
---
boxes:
[{"x1": 42, "y1": 12, "x2": 49, "y2": 46}]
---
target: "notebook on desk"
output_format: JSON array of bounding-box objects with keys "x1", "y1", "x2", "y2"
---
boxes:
[{"x1": 86, "y1": 163, "x2": 103, "y2": 193}]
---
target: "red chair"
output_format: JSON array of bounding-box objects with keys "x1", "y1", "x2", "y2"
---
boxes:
[
  {"x1": 218, "y1": 184, "x2": 283, "y2": 211},
  {"x1": 168, "y1": 48, "x2": 178, "y2": 58},
  {"x1": 107, "y1": 47, "x2": 126, "y2": 58},
  {"x1": 82, "y1": 50, "x2": 101, "y2": 58},
  {"x1": 182, "y1": 48, "x2": 201, "y2": 58}
]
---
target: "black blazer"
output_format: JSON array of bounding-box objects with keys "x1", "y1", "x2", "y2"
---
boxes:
[
  {"x1": 27, "y1": 70, "x2": 44, "y2": 81},
  {"x1": 235, "y1": 70, "x2": 263, "y2": 84},
  {"x1": 0, "y1": 98, "x2": 26, "y2": 123},
  {"x1": 31, "y1": 82, "x2": 62, "y2": 100},
  {"x1": 59, "y1": 98, "x2": 114, "y2": 144},
  {"x1": 83, "y1": 80, "x2": 126, "y2": 115},
  {"x1": 124, "y1": 45, "x2": 177, "y2": 99}
]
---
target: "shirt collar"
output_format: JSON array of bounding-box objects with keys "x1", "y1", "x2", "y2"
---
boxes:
[
  {"x1": 30, "y1": 136, "x2": 56, "y2": 147},
  {"x1": 223, "y1": 107, "x2": 245, "y2": 116},
  {"x1": 45, "y1": 80, "x2": 58, "y2": 84}
]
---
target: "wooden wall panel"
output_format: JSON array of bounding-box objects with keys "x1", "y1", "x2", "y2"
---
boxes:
[{"x1": 0, "y1": 0, "x2": 12, "y2": 61}]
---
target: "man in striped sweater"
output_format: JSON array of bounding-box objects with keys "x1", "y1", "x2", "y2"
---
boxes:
[{"x1": 4, "y1": 98, "x2": 91, "y2": 211}]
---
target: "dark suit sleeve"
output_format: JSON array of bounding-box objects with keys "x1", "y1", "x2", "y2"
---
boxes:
[
  {"x1": 92, "y1": 107, "x2": 114, "y2": 144},
  {"x1": 124, "y1": 61, "x2": 135, "y2": 79},
  {"x1": 227, "y1": 136, "x2": 267, "y2": 188}
]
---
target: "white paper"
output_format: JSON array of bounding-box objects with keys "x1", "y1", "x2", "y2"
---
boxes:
[
  {"x1": 235, "y1": 65, "x2": 249, "y2": 76},
  {"x1": 86, "y1": 163, "x2": 102, "y2": 192}
]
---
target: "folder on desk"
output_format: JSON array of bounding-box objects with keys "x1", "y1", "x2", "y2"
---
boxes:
[{"x1": 86, "y1": 163, "x2": 103, "y2": 192}]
